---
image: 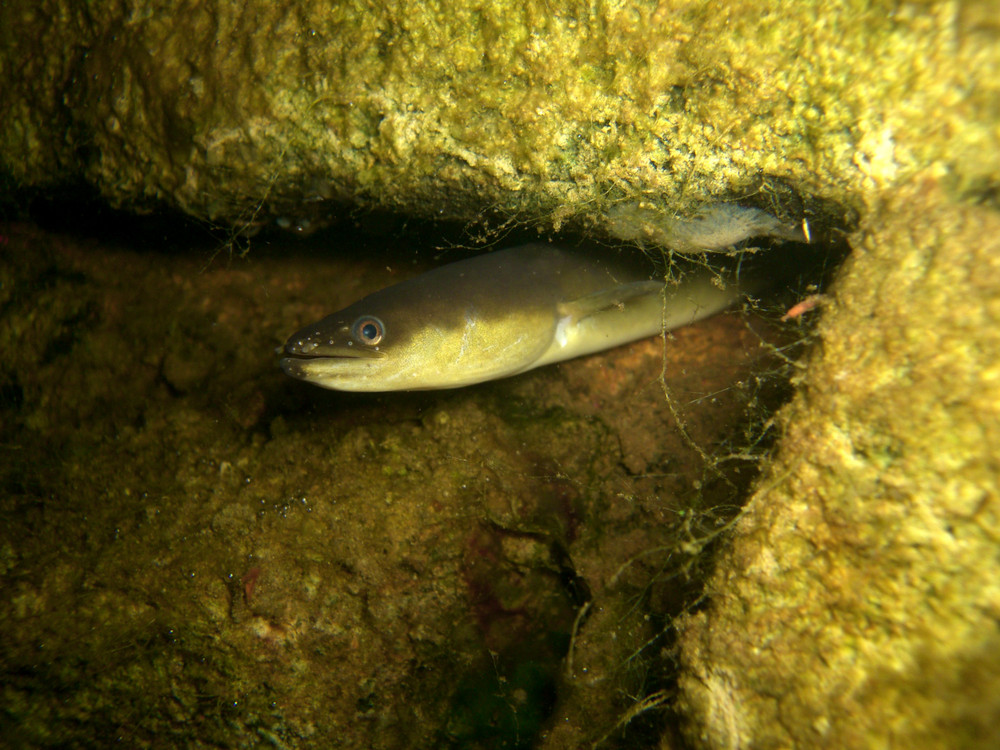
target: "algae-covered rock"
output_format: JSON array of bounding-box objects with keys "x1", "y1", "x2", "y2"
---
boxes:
[
  {"x1": 2, "y1": 1, "x2": 997, "y2": 237},
  {"x1": 675, "y1": 183, "x2": 1000, "y2": 749},
  {"x1": 2, "y1": 0, "x2": 999, "y2": 746},
  {"x1": 0, "y1": 222, "x2": 794, "y2": 747}
]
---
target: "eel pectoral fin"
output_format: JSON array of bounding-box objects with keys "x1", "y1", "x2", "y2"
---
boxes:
[{"x1": 556, "y1": 280, "x2": 664, "y2": 323}]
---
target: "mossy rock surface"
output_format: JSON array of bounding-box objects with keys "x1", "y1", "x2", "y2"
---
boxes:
[
  {"x1": 2, "y1": 1, "x2": 997, "y2": 237},
  {"x1": 2, "y1": 1, "x2": 999, "y2": 747},
  {"x1": 0, "y1": 224, "x2": 791, "y2": 747},
  {"x1": 676, "y1": 184, "x2": 1000, "y2": 749}
]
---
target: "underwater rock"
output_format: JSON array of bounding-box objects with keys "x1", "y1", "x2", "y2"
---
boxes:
[
  {"x1": 2, "y1": 1, "x2": 996, "y2": 239},
  {"x1": 675, "y1": 183, "x2": 1000, "y2": 749},
  {"x1": 0, "y1": 224, "x2": 796, "y2": 748}
]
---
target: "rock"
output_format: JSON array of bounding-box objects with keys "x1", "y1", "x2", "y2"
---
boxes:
[
  {"x1": 675, "y1": 183, "x2": 1000, "y2": 749},
  {"x1": 3, "y1": 1, "x2": 996, "y2": 239}
]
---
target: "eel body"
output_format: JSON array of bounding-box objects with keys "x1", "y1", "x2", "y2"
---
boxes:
[{"x1": 280, "y1": 243, "x2": 748, "y2": 391}]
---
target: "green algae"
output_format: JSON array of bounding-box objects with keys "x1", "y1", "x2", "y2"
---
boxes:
[
  {"x1": 675, "y1": 183, "x2": 1000, "y2": 749},
  {"x1": 2, "y1": 2, "x2": 996, "y2": 241},
  {"x1": 0, "y1": 4, "x2": 995, "y2": 745},
  {"x1": 0, "y1": 221, "x2": 797, "y2": 746}
]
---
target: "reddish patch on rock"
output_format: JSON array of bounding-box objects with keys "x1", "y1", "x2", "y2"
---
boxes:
[{"x1": 242, "y1": 566, "x2": 262, "y2": 605}]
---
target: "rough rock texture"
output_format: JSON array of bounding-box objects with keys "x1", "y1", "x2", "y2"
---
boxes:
[
  {"x1": 3, "y1": 1, "x2": 1000, "y2": 747},
  {"x1": 675, "y1": 183, "x2": 1000, "y2": 749},
  {"x1": 2, "y1": 1, "x2": 997, "y2": 237},
  {"x1": 0, "y1": 222, "x2": 793, "y2": 748}
]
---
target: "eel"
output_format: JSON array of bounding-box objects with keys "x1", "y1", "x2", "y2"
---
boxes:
[{"x1": 280, "y1": 243, "x2": 754, "y2": 392}]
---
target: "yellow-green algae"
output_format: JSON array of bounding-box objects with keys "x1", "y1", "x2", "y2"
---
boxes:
[
  {"x1": 2, "y1": 1, "x2": 997, "y2": 236},
  {"x1": 675, "y1": 182, "x2": 1000, "y2": 749},
  {"x1": 0, "y1": 223, "x2": 791, "y2": 747},
  {"x1": 2, "y1": 0, "x2": 999, "y2": 745}
]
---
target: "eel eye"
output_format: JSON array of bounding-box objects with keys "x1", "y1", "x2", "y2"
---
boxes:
[{"x1": 352, "y1": 316, "x2": 384, "y2": 346}]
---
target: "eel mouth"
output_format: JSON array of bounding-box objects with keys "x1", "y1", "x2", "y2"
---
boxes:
[
  {"x1": 281, "y1": 341, "x2": 385, "y2": 360},
  {"x1": 280, "y1": 344, "x2": 385, "y2": 380}
]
